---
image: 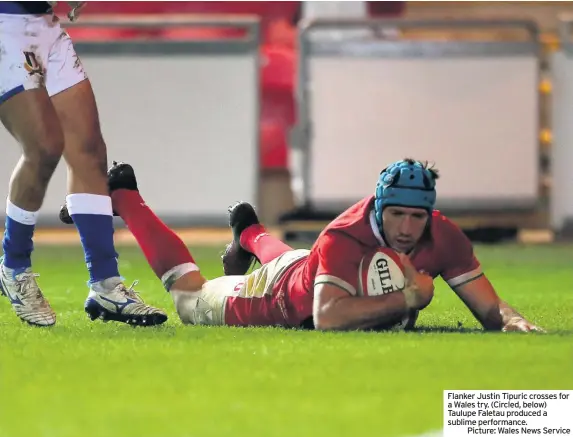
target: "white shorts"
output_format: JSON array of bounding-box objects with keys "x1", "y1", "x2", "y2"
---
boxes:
[
  {"x1": 0, "y1": 13, "x2": 87, "y2": 103},
  {"x1": 172, "y1": 249, "x2": 310, "y2": 326}
]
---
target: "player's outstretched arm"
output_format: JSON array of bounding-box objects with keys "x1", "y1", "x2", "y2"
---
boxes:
[
  {"x1": 313, "y1": 280, "x2": 432, "y2": 331},
  {"x1": 440, "y1": 218, "x2": 544, "y2": 333},
  {"x1": 452, "y1": 275, "x2": 544, "y2": 333}
]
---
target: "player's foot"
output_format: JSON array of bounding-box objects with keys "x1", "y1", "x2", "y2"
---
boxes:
[
  {"x1": 107, "y1": 160, "x2": 139, "y2": 193},
  {"x1": 84, "y1": 277, "x2": 168, "y2": 327},
  {"x1": 58, "y1": 201, "x2": 74, "y2": 225},
  {"x1": 221, "y1": 201, "x2": 260, "y2": 275},
  {"x1": 0, "y1": 256, "x2": 56, "y2": 327},
  {"x1": 58, "y1": 160, "x2": 136, "y2": 225}
]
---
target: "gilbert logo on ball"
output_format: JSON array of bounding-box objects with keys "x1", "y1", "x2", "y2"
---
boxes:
[{"x1": 358, "y1": 248, "x2": 406, "y2": 297}]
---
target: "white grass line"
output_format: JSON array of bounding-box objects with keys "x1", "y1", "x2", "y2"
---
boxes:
[{"x1": 10, "y1": 227, "x2": 284, "y2": 246}]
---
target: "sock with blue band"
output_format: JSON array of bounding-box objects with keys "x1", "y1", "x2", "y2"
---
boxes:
[
  {"x1": 2, "y1": 200, "x2": 39, "y2": 272},
  {"x1": 66, "y1": 193, "x2": 120, "y2": 285}
]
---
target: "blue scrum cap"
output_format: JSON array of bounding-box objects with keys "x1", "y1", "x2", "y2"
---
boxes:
[{"x1": 374, "y1": 159, "x2": 437, "y2": 227}]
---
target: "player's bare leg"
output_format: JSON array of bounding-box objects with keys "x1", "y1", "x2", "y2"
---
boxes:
[
  {"x1": 0, "y1": 88, "x2": 61, "y2": 327},
  {"x1": 53, "y1": 80, "x2": 109, "y2": 196},
  {"x1": 222, "y1": 202, "x2": 293, "y2": 275},
  {"x1": 53, "y1": 79, "x2": 167, "y2": 326}
]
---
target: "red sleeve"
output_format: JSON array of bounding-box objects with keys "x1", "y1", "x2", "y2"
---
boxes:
[
  {"x1": 438, "y1": 218, "x2": 483, "y2": 288},
  {"x1": 314, "y1": 232, "x2": 362, "y2": 296}
]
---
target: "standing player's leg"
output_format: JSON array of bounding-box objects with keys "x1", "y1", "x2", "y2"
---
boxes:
[
  {"x1": 0, "y1": 17, "x2": 62, "y2": 326},
  {"x1": 222, "y1": 202, "x2": 294, "y2": 275},
  {"x1": 45, "y1": 28, "x2": 166, "y2": 325}
]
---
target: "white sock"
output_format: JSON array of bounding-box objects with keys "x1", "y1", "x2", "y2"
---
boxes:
[{"x1": 6, "y1": 200, "x2": 39, "y2": 225}]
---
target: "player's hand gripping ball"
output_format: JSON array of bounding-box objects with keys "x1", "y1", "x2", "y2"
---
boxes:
[{"x1": 357, "y1": 247, "x2": 418, "y2": 331}]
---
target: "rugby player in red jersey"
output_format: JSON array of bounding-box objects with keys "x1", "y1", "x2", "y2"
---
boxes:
[
  {"x1": 60, "y1": 159, "x2": 542, "y2": 332},
  {"x1": 60, "y1": 160, "x2": 433, "y2": 330},
  {"x1": 221, "y1": 158, "x2": 543, "y2": 333}
]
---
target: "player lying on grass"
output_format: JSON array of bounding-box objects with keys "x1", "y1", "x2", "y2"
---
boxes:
[
  {"x1": 220, "y1": 158, "x2": 543, "y2": 333},
  {"x1": 60, "y1": 161, "x2": 433, "y2": 330},
  {"x1": 60, "y1": 159, "x2": 542, "y2": 332}
]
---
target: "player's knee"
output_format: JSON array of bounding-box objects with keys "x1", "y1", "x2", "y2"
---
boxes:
[
  {"x1": 21, "y1": 131, "x2": 65, "y2": 159},
  {"x1": 171, "y1": 290, "x2": 197, "y2": 324},
  {"x1": 170, "y1": 289, "x2": 208, "y2": 325},
  {"x1": 23, "y1": 147, "x2": 63, "y2": 185}
]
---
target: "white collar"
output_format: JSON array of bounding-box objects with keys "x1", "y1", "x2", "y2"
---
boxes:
[{"x1": 369, "y1": 209, "x2": 387, "y2": 247}]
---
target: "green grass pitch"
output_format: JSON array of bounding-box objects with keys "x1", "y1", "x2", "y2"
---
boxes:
[{"x1": 1, "y1": 242, "x2": 571, "y2": 437}]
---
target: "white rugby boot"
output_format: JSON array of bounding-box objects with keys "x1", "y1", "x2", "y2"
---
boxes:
[
  {"x1": 84, "y1": 277, "x2": 168, "y2": 327},
  {"x1": 0, "y1": 256, "x2": 56, "y2": 327}
]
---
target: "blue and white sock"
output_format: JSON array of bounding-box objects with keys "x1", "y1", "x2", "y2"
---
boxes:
[
  {"x1": 66, "y1": 194, "x2": 120, "y2": 285},
  {"x1": 2, "y1": 200, "x2": 39, "y2": 273}
]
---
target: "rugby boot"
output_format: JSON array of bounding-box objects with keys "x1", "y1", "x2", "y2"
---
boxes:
[
  {"x1": 0, "y1": 256, "x2": 56, "y2": 327},
  {"x1": 107, "y1": 160, "x2": 139, "y2": 193},
  {"x1": 221, "y1": 201, "x2": 260, "y2": 275},
  {"x1": 84, "y1": 277, "x2": 167, "y2": 327}
]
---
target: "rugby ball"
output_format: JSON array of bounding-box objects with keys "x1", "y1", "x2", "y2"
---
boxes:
[
  {"x1": 357, "y1": 247, "x2": 406, "y2": 297},
  {"x1": 357, "y1": 247, "x2": 418, "y2": 331}
]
